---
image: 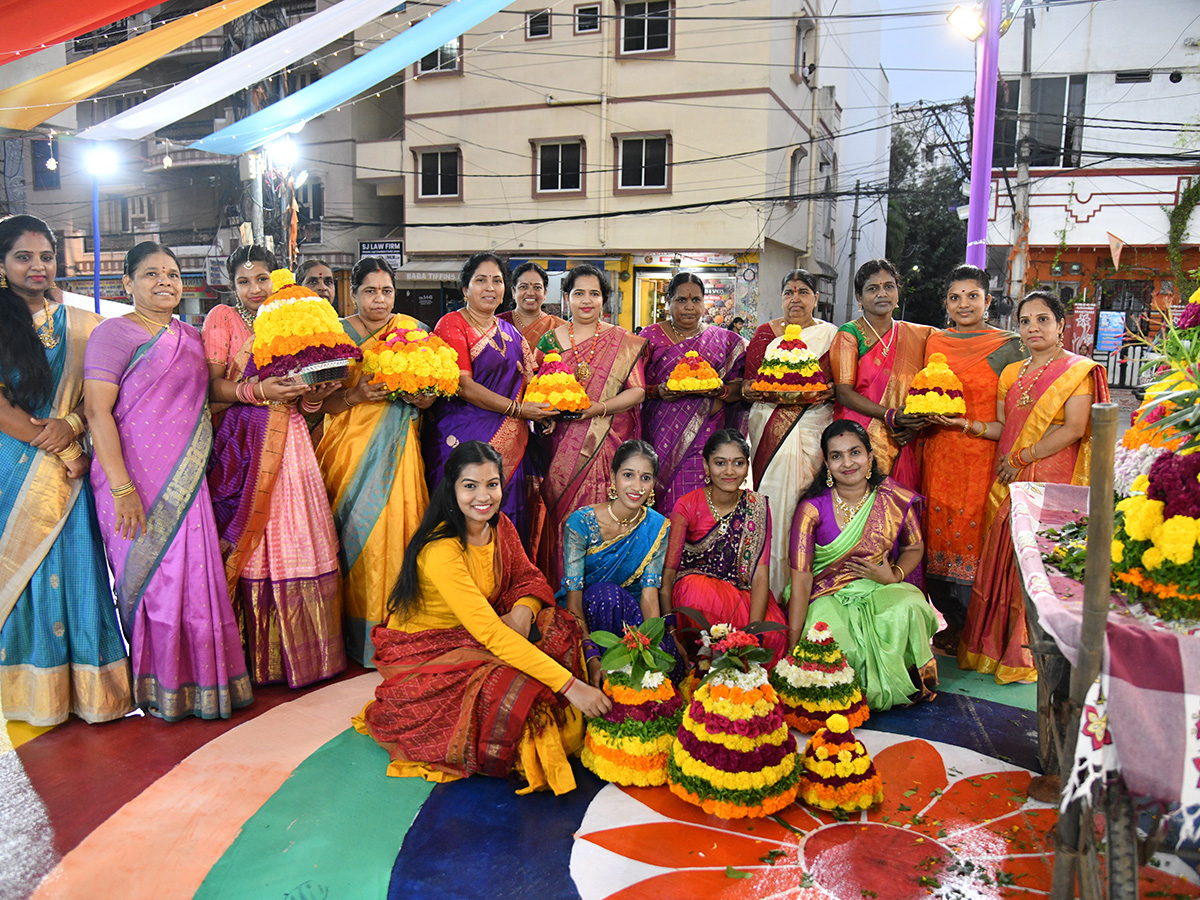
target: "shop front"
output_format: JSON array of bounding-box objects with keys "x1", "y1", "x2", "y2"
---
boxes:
[
  {"x1": 61, "y1": 273, "x2": 220, "y2": 327},
  {"x1": 628, "y1": 252, "x2": 759, "y2": 333}
]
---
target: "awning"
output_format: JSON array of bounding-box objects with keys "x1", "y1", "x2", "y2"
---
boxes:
[{"x1": 393, "y1": 260, "x2": 462, "y2": 284}]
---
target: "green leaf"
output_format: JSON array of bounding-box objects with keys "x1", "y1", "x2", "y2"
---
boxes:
[
  {"x1": 670, "y1": 606, "x2": 710, "y2": 631},
  {"x1": 759, "y1": 849, "x2": 788, "y2": 865},
  {"x1": 768, "y1": 814, "x2": 803, "y2": 835},
  {"x1": 640, "y1": 647, "x2": 654, "y2": 667},
  {"x1": 903, "y1": 788, "x2": 918, "y2": 797},
  {"x1": 641, "y1": 617, "x2": 665, "y2": 644},
  {"x1": 589, "y1": 630, "x2": 620, "y2": 648},
  {"x1": 725, "y1": 865, "x2": 753, "y2": 880},
  {"x1": 599, "y1": 645, "x2": 631, "y2": 670},
  {"x1": 744, "y1": 620, "x2": 786, "y2": 635}
]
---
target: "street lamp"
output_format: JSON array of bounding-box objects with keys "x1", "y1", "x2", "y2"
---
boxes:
[{"x1": 84, "y1": 144, "x2": 119, "y2": 314}]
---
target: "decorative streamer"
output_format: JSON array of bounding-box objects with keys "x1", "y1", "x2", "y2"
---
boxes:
[
  {"x1": 189, "y1": 0, "x2": 514, "y2": 157},
  {"x1": 0, "y1": 0, "x2": 270, "y2": 132},
  {"x1": 80, "y1": 0, "x2": 412, "y2": 143},
  {"x1": 0, "y1": 0, "x2": 160, "y2": 68}
]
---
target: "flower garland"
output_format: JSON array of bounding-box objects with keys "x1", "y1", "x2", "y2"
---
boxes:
[
  {"x1": 524, "y1": 352, "x2": 591, "y2": 412},
  {"x1": 904, "y1": 352, "x2": 966, "y2": 415},
  {"x1": 665, "y1": 350, "x2": 722, "y2": 392},
  {"x1": 770, "y1": 621, "x2": 869, "y2": 732},
  {"x1": 251, "y1": 270, "x2": 361, "y2": 378},
  {"x1": 796, "y1": 713, "x2": 883, "y2": 812},
  {"x1": 360, "y1": 323, "x2": 460, "y2": 398}
]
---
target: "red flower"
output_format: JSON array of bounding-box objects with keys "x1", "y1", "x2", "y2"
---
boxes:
[
  {"x1": 713, "y1": 631, "x2": 758, "y2": 654},
  {"x1": 622, "y1": 625, "x2": 652, "y2": 651}
]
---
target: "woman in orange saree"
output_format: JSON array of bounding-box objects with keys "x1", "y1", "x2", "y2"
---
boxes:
[
  {"x1": 830, "y1": 259, "x2": 933, "y2": 493},
  {"x1": 535, "y1": 264, "x2": 646, "y2": 588},
  {"x1": 958, "y1": 291, "x2": 1109, "y2": 683},
  {"x1": 920, "y1": 265, "x2": 1026, "y2": 649}
]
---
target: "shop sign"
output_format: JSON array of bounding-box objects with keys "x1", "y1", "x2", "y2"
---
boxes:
[{"x1": 360, "y1": 240, "x2": 404, "y2": 269}]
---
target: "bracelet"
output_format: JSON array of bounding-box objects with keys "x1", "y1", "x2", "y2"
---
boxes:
[
  {"x1": 600, "y1": 401, "x2": 608, "y2": 418},
  {"x1": 110, "y1": 479, "x2": 137, "y2": 498},
  {"x1": 515, "y1": 401, "x2": 525, "y2": 420},
  {"x1": 300, "y1": 398, "x2": 323, "y2": 414},
  {"x1": 1009, "y1": 449, "x2": 1027, "y2": 470},
  {"x1": 971, "y1": 420, "x2": 987, "y2": 438},
  {"x1": 64, "y1": 412, "x2": 85, "y2": 437},
  {"x1": 884, "y1": 408, "x2": 897, "y2": 430},
  {"x1": 891, "y1": 563, "x2": 906, "y2": 582},
  {"x1": 961, "y1": 419, "x2": 971, "y2": 434},
  {"x1": 1026, "y1": 444, "x2": 1039, "y2": 463},
  {"x1": 662, "y1": 611, "x2": 677, "y2": 628},
  {"x1": 343, "y1": 388, "x2": 358, "y2": 408},
  {"x1": 57, "y1": 441, "x2": 83, "y2": 462},
  {"x1": 583, "y1": 641, "x2": 603, "y2": 662},
  {"x1": 559, "y1": 675, "x2": 577, "y2": 695}
]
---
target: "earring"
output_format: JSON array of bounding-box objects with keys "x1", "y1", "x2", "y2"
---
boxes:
[
  {"x1": 0, "y1": 272, "x2": 7, "y2": 289},
  {"x1": 868, "y1": 459, "x2": 875, "y2": 477},
  {"x1": 825, "y1": 470, "x2": 833, "y2": 488},
  {"x1": 608, "y1": 485, "x2": 618, "y2": 500},
  {"x1": 704, "y1": 475, "x2": 711, "y2": 485}
]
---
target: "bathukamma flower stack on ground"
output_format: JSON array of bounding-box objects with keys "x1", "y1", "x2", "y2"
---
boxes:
[
  {"x1": 770, "y1": 621, "x2": 869, "y2": 733},
  {"x1": 796, "y1": 712, "x2": 883, "y2": 812}
]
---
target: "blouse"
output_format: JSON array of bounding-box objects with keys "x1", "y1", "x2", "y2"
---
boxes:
[{"x1": 562, "y1": 507, "x2": 667, "y2": 592}]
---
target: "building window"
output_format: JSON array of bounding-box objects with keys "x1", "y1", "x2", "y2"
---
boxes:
[
  {"x1": 993, "y1": 74, "x2": 1087, "y2": 168},
  {"x1": 793, "y1": 18, "x2": 817, "y2": 84},
  {"x1": 526, "y1": 9, "x2": 551, "y2": 39},
  {"x1": 620, "y1": 1, "x2": 671, "y2": 55},
  {"x1": 616, "y1": 134, "x2": 669, "y2": 191},
  {"x1": 416, "y1": 148, "x2": 462, "y2": 200},
  {"x1": 121, "y1": 195, "x2": 157, "y2": 232},
  {"x1": 787, "y1": 147, "x2": 808, "y2": 202},
  {"x1": 418, "y1": 39, "x2": 460, "y2": 74},
  {"x1": 31, "y1": 140, "x2": 60, "y2": 191},
  {"x1": 575, "y1": 3, "x2": 601, "y2": 33},
  {"x1": 536, "y1": 140, "x2": 584, "y2": 194},
  {"x1": 297, "y1": 179, "x2": 325, "y2": 220}
]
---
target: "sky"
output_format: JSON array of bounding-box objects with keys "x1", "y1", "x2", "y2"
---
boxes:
[{"x1": 875, "y1": 0, "x2": 978, "y2": 105}]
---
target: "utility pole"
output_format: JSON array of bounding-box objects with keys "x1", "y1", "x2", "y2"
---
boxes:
[
  {"x1": 845, "y1": 180, "x2": 861, "y2": 324},
  {"x1": 1009, "y1": 7, "x2": 1034, "y2": 309},
  {"x1": 249, "y1": 151, "x2": 264, "y2": 244}
]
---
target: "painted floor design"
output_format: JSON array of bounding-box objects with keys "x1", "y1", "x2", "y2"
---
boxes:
[{"x1": 1, "y1": 660, "x2": 1197, "y2": 900}]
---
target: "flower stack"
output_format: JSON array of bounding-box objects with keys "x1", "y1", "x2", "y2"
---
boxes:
[
  {"x1": 525, "y1": 352, "x2": 591, "y2": 412},
  {"x1": 665, "y1": 350, "x2": 722, "y2": 392},
  {"x1": 750, "y1": 325, "x2": 828, "y2": 395},
  {"x1": 252, "y1": 269, "x2": 362, "y2": 381},
  {"x1": 361, "y1": 322, "x2": 460, "y2": 399},
  {"x1": 581, "y1": 620, "x2": 684, "y2": 787},
  {"x1": 904, "y1": 352, "x2": 966, "y2": 415},
  {"x1": 667, "y1": 624, "x2": 800, "y2": 819},
  {"x1": 796, "y1": 712, "x2": 883, "y2": 812},
  {"x1": 770, "y1": 622, "x2": 869, "y2": 733}
]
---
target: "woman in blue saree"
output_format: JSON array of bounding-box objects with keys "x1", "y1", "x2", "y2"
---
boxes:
[
  {"x1": 558, "y1": 441, "x2": 683, "y2": 685},
  {"x1": 0, "y1": 214, "x2": 131, "y2": 726}
]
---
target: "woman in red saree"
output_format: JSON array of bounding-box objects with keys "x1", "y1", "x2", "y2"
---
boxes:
[
  {"x1": 356, "y1": 441, "x2": 609, "y2": 795},
  {"x1": 499, "y1": 261, "x2": 565, "y2": 348},
  {"x1": 958, "y1": 291, "x2": 1109, "y2": 683},
  {"x1": 920, "y1": 265, "x2": 1026, "y2": 649},
  {"x1": 535, "y1": 264, "x2": 646, "y2": 587},
  {"x1": 831, "y1": 259, "x2": 933, "y2": 493}
]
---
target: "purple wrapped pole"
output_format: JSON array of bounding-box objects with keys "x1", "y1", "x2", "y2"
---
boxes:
[{"x1": 966, "y1": 0, "x2": 1003, "y2": 267}]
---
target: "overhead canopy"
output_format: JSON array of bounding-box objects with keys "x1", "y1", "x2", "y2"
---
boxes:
[
  {"x1": 393, "y1": 260, "x2": 463, "y2": 283},
  {"x1": 80, "y1": 0, "x2": 411, "y2": 142},
  {"x1": 189, "y1": 0, "x2": 514, "y2": 157},
  {"x1": 0, "y1": 0, "x2": 271, "y2": 133},
  {"x1": 0, "y1": 0, "x2": 162, "y2": 67}
]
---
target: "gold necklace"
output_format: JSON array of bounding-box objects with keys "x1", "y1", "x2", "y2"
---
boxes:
[
  {"x1": 833, "y1": 488, "x2": 869, "y2": 521},
  {"x1": 234, "y1": 299, "x2": 256, "y2": 331},
  {"x1": 704, "y1": 486, "x2": 741, "y2": 537},
  {"x1": 511, "y1": 308, "x2": 543, "y2": 331},
  {"x1": 463, "y1": 308, "x2": 510, "y2": 355},
  {"x1": 607, "y1": 501, "x2": 645, "y2": 531},
  {"x1": 569, "y1": 321, "x2": 601, "y2": 381},
  {"x1": 665, "y1": 318, "x2": 701, "y2": 342},
  {"x1": 860, "y1": 317, "x2": 896, "y2": 357},
  {"x1": 133, "y1": 308, "x2": 173, "y2": 335},
  {"x1": 38, "y1": 298, "x2": 58, "y2": 348},
  {"x1": 1017, "y1": 351, "x2": 1061, "y2": 407}
]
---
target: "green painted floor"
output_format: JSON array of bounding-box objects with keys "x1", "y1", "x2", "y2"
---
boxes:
[{"x1": 934, "y1": 653, "x2": 1037, "y2": 711}]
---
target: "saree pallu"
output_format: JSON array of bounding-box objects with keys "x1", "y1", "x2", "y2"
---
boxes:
[
  {"x1": 959, "y1": 355, "x2": 1109, "y2": 683},
  {"x1": 425, "y1": 311, "x2": 538, "y2": 549},
  {"x1": 207, "y1": 350, "x2": 345, "y2": 689},
  {"x1": 1, "y1": 305, "x2": 131, "y2": 726},
  {"x1": 746, "y1": 319, "x2": 837, "y2": 597},
  {"x1": 831, "y1": 321, "x2": 933, "y2": 492},
  {"x1": 536, "y1": 326, "x2": 645, "y2": 587},
  {"x1": 790, "y1": 482, "x2": 938, "y2": 711},
  {"x1": 89, "y1": 320, "x2": 251, "y2": 720},
  {"x1": 668, "y1": 489, "x2": 787, "y2": 663},
  {"x1": 316, "y1": 314, "x2": 428, "y2": 667},
  {"x1": 921, "y1": 329, "x2": 1026, "y2": 593},
  {"x1": 641, "y1": 323, "x2": 747, "y2": 514},
  {"x1": 499, "y1": 310, "x2": 564, "y2": 349}
]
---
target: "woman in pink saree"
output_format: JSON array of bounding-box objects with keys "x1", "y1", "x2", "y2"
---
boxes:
[
  {"x1": 534, "y1": 264, "x2": 646, "y2": 587},
  {"x1": 641, "y1": 272, "x2": 746, "y2": 514},
  {"x1": 831, "y1": 259, "x2": 933, "y2": 493},
  {"x1": 85, "y1": 243, "x2": 252, "y2": 720}
]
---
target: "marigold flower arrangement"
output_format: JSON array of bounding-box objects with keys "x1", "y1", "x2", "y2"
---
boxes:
[
  {"x1": 524, "y1": 352, "x2": 591, "y2": 412},
  {"x1": 903, "y1": 352, "x2": 966, "y2": 415},
  {"x1": 750, "y1": 324, "x2": 828, "y2": 394},
  {"x1": 251, "y1": 269, "x2": 361, "y2": 380},
  {"x1": 665, "y1": 350, "x2": 722, "y2": 392},
  {"x1": 796, "y1": 712, "x2": 883, "y2": 812},
  {"x1": 770, "y1": 621, "x2": 869, "y2": 733},
  {"x1": 581, "y1": 619, "x2": 684, "y2": 787},
  {"x1": 360, "y1": 323, "x2": 460, "y2": 399},
  {"x1": 666, "y1": 620, "x2": 799, "y2": 819}
]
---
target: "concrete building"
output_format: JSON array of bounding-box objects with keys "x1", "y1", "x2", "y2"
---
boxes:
[{"x1": 986, "y1": 0, "x2": 1200, "y2": 384}]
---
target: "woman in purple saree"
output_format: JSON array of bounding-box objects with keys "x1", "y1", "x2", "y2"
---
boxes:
[
  {"x1": 85, "y1": 243, "x2": 251, "y2": 721},
  {"x1": 641, "y1": 272, "x2": 747, "y2": 514}
]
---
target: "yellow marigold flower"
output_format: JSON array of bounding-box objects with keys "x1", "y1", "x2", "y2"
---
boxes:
[
  {"x1": 1156, "y1": 515, "x2": 1199, "y2": 565},
  {"x1": 1123, "y1": 498, "x2": 1165, "y2": 542},
  {"x1": 1111, "y1": 540, "x2": 1125, "y2": 564},
  {"x1": 1142, "y1": 546, "x2": 1165, "y2": 570},
  {"x1": 1131, "y1": 474, "x2": 1150, "y2": 495}
]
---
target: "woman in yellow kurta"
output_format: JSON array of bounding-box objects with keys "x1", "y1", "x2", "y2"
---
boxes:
[
  {"x1": 316, "y1": 257, "x2": 433, "y2": 666},
  {"x1": 355, "y1": 440, "x2": 611, "y2": 795}
]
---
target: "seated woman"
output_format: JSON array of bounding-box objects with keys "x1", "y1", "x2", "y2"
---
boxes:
[
  {"x1": 787, "y1": 420, "x2": 938, "y2": 711},
  {"x1": 660, "y1": 429, "x2": 788, "y2": 663},
  {"x1": 356, "y1": 441, "x2": 610, "y2": 796},
  {"x1": 558, "y1": 440, "x2": 681, "y2": 686}
]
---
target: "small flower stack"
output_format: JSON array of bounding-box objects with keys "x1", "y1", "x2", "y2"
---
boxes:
[
  {"x1": 770, "y1": 622, "x2": 869, "y2": 733},
  {"x1": 796, "y1": 712, "x2": 883, "y2": 812},
  {"x1": 667, "y1": 624, "x2": 800, "y2": 819},
  {"x1": 525, "y1": 352, "x2": 591, "y2": 412},
  {"x1": 665, "y1": 350, "x2": 722, "y2": 392},
  {"x1": 750, "y1": 325, "x2": 828, "y2": 395},
  {"x1": 252, "y1": 269, "x2": 362, "y2": 381},
  {"x1": 903, "y1": 352, "x2": 966, "y2": 415},
  {"x1": 361, "y1": 322, "x2": 460, "y2": 399},
  {"x1": 581, "y1": 620, "x2": 683, "y2": 787}
]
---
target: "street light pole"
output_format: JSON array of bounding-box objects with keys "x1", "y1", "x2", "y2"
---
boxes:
[{"x1": 965, "y1": 0, "x2": 1003, "y2": 268}]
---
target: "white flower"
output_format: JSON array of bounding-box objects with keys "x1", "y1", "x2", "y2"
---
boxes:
[
  {"x1": 707, "y1": 665, "x2": 769, "y2": 690},
  {"x1": 772, "y1": 657, "x2": 856, "y2": 689},
  {"x1": 640, "y1": 671, "x2": 665, "y2": 690}
]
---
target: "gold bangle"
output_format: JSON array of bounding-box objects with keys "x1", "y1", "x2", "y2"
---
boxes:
[
  {"x1": 891, "y1": 563, "x2": 905, "y2": 581},
  {"x1": 110, "y1": 479, "x2": 136, "y2": 497},
  {"x1": 57, "y1": 441, "x2": 83, "y2": 462},
  {"x1": 64, "y1": 412, "x2": 85, "y2": 437},
  {"x1": 601, "y1": 400, "x2": 608, "y2": 417},
  {"x1": 343, "y1": 388, "x2": 357, "y2": 408}
]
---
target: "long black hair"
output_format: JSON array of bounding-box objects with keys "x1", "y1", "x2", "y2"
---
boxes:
[
  {"x1": 802, "y1": 420, "x2": 886, "y2": 501},
  {"x1": 226, "y1": 244, "x2": 277, "y2": 284},
  {"x1": 124, "y1": 241, "x2": 180, "y2": 278},
  {"x1": 0, "y1": 215, "x2": 56, "y2": 413},
  {"x1": 389, "y1": 441, "x2": 505, "y2": 621}
]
